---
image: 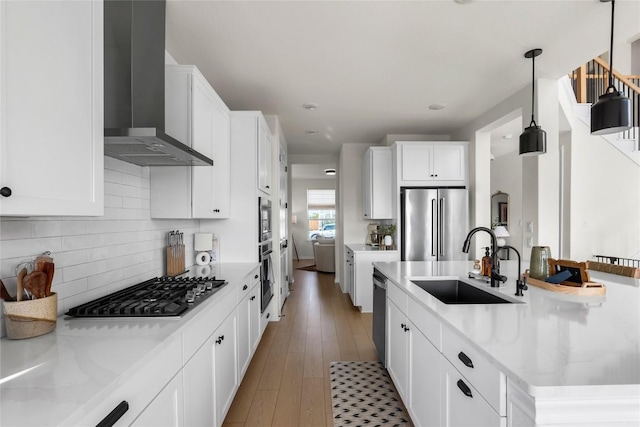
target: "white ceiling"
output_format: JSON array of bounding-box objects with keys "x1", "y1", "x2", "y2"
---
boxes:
[{"x1": 165, "y1": 0, "x2": 640, "y2": 156}]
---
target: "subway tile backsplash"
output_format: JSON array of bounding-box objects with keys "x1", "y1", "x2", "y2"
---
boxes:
[{"x1": 0, "y1": 157, "x2": 202, "y2": 334}]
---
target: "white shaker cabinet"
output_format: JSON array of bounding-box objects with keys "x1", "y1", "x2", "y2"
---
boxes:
[
  {"x1": 150, "y1": 65, "x2": 230, "y2": 219},
  {"x1": 387, "y1": 299, "x2": 410, "y2": 400},
  {"x1": 258, "y1": 120, "x2": 273, "y2": 195},
  {"x1": 237, "y1": 269, "x2": 261, "y2": 379},
  {"x1": 396, "y1": 142, "x2": 468, "y2": 187},
  {"x1": 362, "y1": 147, "x2": 393, "y2": 219},
  {"x1": 387, "y1": 282, "x2": 441, "y2": 426},
  {"x1": 131, "y1": 373, "x2": 184, "y2": 427},
  {"x1": 183, "y1": 311, "x2": 238, "y2": 427},
  {"x1": 346, "y1": 245, "x2": 399, "y2": 312},
  {"x1": 442, "y1": 359, "x2": 505, "y2": 427},
  {"x1": 0, "y1": 0, "x2": 104, "y2": 216}
]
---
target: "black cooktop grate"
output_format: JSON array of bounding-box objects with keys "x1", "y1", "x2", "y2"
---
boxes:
[{"x1": 65, "y1": 276, "x2": 227, "y2": 318}]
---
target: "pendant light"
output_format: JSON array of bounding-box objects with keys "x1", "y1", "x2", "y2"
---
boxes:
[
  {"x1": 520, "y1": 48, "x2": 546, "y2": 156},
  {"x1": 591, "y1": 0, "x2": 632, "y2": 135}
]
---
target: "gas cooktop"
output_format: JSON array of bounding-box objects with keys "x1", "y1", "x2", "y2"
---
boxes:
[{"x1": 65, "y1": 275, "x2": 227, "y2": 318}]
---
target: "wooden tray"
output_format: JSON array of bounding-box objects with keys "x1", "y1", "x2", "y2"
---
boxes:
[{"x1": 525, "y1": 272, "x2": 606, "y2": 296}]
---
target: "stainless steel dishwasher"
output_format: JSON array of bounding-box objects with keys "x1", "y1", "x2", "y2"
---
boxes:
[{"x1": 372, "y1": 268, "x2": 387, "y2": 365}]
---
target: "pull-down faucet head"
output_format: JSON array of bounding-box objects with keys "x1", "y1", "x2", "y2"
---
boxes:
[{"x1": 462, "y1": 227, "x2": 504, "y2": 287}]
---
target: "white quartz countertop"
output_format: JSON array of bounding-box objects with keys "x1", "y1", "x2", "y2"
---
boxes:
[
  {"x1": 373, "y1": 261, "x2": 640, "y2": 398},
  {"x1": 346, "y1": 243, "x2": 398, "y2": 252},
  {"x1": 0, "y1": 262, "x2": 259, "y2": 427}
]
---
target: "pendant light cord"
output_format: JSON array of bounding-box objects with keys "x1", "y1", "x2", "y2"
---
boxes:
[
  {"x1": 530, "y1": 53, "x2": 536, "y2": 127},
  {"x1": 607, "y1": 0, "x2": 615, "y2": 91}
]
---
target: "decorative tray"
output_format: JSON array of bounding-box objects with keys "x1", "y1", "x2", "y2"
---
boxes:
[{"x1": 525, "y1": 259, "x2": 606, "y2": 296}]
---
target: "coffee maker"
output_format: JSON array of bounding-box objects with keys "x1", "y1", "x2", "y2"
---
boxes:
[{"x1": 366, "y1": 223, "x2": 381, "y2": 246}]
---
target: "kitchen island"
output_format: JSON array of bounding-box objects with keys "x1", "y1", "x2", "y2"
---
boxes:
[
  {"x1": 374, "y1": 260, "x2": 640, "y2": 426},
  {"x1": 0, "y1": 262, "x2": 260, "y2": 427}
]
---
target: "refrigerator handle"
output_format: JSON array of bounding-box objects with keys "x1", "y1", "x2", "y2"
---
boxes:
[
  {"x1": 431, "y1": 198, "x2": 437, "y2": 256},
  {"x1": 439, "y1": 198, "x2": 445, "y2": 256}
]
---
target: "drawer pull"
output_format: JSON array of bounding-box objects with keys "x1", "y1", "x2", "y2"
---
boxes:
[
  {"x1": 96, "y1": 400, "x2": 129, "y2": 427},
  {"x1": 458, "y1": 351, "x2": 474, "y2": 368},
  {"x1": 456, "y1": 379, "x2": 473, "y2": 398},
  {"x1": 243, "y1": 284, "x2": 248, "y2": 291}
]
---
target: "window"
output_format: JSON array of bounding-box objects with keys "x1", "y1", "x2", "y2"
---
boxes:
[{"x1": 307, "y1": 189, "x2": 335, "y2": 240}]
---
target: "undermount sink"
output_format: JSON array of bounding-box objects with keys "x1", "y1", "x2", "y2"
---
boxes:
[{"x1": 411, "y1": 279, "x2": 517, "y2": 304}]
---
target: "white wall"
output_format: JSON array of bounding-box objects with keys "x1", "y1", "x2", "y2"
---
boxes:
[
  {"x1": 0, "y1": 157, "x2": 200, "y2": 328},
  {"x1": 567, "y1": 120, "x2": 640, "y2": 261},
  {"x1": 290, "y1": 178, "x2": 336, "y2": 260}
]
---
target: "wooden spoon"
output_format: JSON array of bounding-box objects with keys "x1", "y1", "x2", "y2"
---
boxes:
[
  {"x1": 40, "y1": 262, "x2": 55, "y2": 297},
  {"x1": 23, "y1": 271, "x2": 48, "y2": 299},
  {"x1": 16, "y1": 268, "x2": 27, "y2": 301}
]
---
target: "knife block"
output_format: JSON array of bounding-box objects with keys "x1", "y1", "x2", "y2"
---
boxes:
[
  {"x1": 3, "y1": 293, "x2": 57, "y2": 339},
  {"x1": 166, "y1": 245, "x2": 185, "y2": 276}
]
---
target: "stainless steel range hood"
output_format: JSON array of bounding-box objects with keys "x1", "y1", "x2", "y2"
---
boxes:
[{"x1": 104, "y1": 0, "x2": 213, "y2": 167}]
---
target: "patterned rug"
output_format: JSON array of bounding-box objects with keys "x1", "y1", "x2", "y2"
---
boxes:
[{"x1": 329, "y1": 361, "x2": 412, "y2": 426}]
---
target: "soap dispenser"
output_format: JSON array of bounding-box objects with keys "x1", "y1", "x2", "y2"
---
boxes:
[{"x1": 481, "y1": 247, "x2": 492, "y2": 277}]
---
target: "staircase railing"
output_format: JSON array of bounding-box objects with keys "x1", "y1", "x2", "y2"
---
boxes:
[{"x1": 569, "y1": 57, "x2": 640, "y2": 146}]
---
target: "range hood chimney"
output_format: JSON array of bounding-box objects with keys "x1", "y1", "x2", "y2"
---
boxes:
[{"x1": 104, "y1": 0, "x2": 213, "y2": 167}]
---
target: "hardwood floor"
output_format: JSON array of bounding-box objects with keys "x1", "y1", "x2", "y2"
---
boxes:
[{"x1": 223, "y1": 260, "x2": 378, "y2": 426}]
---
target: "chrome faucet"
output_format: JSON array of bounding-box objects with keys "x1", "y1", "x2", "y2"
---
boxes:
[
  {"x1": 501, "y1": 245, "x2": 528, "y2": 296},
  {"x1": 462, "y1": 227, "x2": 506, "y2": 287}
]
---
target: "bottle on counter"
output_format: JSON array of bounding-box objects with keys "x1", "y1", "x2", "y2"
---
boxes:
[
  {"x1": 481, "y1": 247, "x2": 492, "y2": 277},
  {"x1": 472, "y1": 260, "x2": 481, "y2": 275}
]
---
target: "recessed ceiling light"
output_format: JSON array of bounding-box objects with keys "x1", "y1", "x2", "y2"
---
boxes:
[
  {"x1": 324, "y1": 168, "x2": 336, "y2": 176},
  {"x1": 302, "y1": 102, "x2": 319, "y2": 110},
  {"x1": 305, "y1": 130, "x2": 318, "y2": 135},
  {"x1": 454, "y1": 0, "x2": 473, "y2": 4},
  {"x1": 429, "y1": 104, "x2": 446, "y2": 110},
  {"x1": 502, "y1": 134, "x2": 514, "y2": 140}
]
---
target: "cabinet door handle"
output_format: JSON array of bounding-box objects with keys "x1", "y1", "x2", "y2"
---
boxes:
[
  {"x1": 255, "y1": 274, "x2": 259, "y2": 279},
  {"x1": 404, "y1": 325, "x2": 410, "y2": 332},
  {"x1": 96, "y1": 400, "x2": 129, "y2": 427},
  {"x1": 250, "y1": 296, "x2": 256, "y2": 301},
  {"x1": 458, "y1": 351, "x2": 474, "y2": 368},
  {"x1": 266, "y1": 185, "x2": 270, "y2": 189},
  {"x1": 457, "y1": 379, "x2": 473, "y2": 398},
  {"x1": 400, "y1": 323, "x2": 405, "y2": 330},
  {"x1": 243, "y1": 284, "x2": 248, "y2": 291},
  {"x1": 0, "y1": 187, "x2": 11, "y2": 198}
]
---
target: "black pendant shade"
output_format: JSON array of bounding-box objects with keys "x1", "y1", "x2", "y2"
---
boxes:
[
  {"x1": 591, "y1": 89, "x2": 632, "y2": 135},
  {"x1": 520, "y1": 125, "x2": 547, "y2": 157},
  {"x1": 591, "y1": 0, "x2": 632, "y2": 135},
  {"x1": 520, "y1": 48, "x2": 546, "y2": 156}
]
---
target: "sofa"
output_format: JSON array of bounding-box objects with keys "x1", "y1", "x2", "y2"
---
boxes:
[{"x1": 313, "y1": 237, "x2": 335, "y2": 273}]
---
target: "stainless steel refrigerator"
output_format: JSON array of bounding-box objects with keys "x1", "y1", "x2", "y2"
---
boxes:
[{"x1": 401, "y1": 188, "x2": 470, "y2": 261}]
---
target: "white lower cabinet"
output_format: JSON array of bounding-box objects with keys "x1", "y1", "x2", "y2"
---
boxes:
[
  {"x1": 346, "y1": 245, "x2": 400, "y2": 312},
  {"x1": 408, "y1": 323, "x2": 441, "y2": 427},
  {"x1": 386, "y1": 281, "x2": 506, "y2": 426},
  {"x1": 238, "y1": 273, "x2": 261, "y2": 379},
  {"x1": 386, "y1": 300, "x2": 409, "y2": 400},
  {"x1": 131, "y1": 373, "x2": 184, "y2": 427},
  {"x1": 183, "y1": 311, "x2": 238, "y2": 427},
  {"x1": 442, "y1": 359, "x2": 505, "y2": 427}
]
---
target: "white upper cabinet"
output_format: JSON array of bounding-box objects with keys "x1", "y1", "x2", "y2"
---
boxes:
[
  {"x1": 0, "y1": 0, "x2": 104, "y2": 216},
  {"x1": 396, "y1": 142, "x2": 468, "y2": 186},
  {"x1": 150, "y1": 65, "x2": 230, "y2": 219},
  {"x1": 258, "y1": 121, "x2": 272, "y2": 195},
  {"x1": 362, "y1": 147, "x2": 393, "y2": 219}
]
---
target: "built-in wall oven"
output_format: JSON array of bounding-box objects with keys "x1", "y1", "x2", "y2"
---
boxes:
[
  {"x1": 258, "y1": 197, "x2": 272, "y2": 243},
  {"x1": 259, "y1": 241, "x2": 274, "y2": 312}
]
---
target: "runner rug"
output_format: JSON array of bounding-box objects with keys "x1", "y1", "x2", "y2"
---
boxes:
[{"x1": 329, "y1": 361, "x2": 412, "y2": 426}]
